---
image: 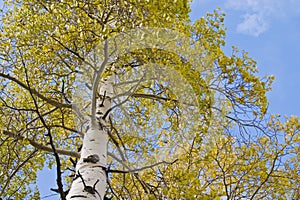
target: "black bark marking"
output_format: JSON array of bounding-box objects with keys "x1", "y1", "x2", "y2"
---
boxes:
[
  {"x1": 83, "y1": 154, "x2": 100, "y2": 163},
  {"x1": 70, "y1": 195, "x2": 87, "y2": 198},
  {"x1": 77, "y1": 171, "x2": 101, "y2": 197}
]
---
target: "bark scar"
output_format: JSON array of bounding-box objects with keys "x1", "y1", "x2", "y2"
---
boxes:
[{"x1": 83, "y1": 154, "x2": 100, "y2": 163}]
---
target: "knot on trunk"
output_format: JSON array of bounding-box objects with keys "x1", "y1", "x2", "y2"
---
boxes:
[{"x1": 83, "y1": 154, "x2": 100, "y2": 163}]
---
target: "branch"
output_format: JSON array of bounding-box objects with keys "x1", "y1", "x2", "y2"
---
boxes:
[
  {"x1": 113, "y1": 92, "x2": 196, "y2": 107},
  {"x1": 2, "y1": 133, "x2": 123, "y2": 165},
  {"x1": 3, "y1": 131, "x2": 175, "y2": 177},
  {"x1": 51, "y1": 36, "x2": 85, "y2": 62},
  {"x1": 0, "y1": 72, "x2": 72, "y2": 108},
  {"x1": 108, "y1": 117, "x2": 127, "y2": 161},
  {"x1": 249, "y1": 153, "x2": 279, "y2": 200},
  {"x1": 91, "y1": 39, "x2": 109, "y2": 128},
  {"x1": 22, "y1": 60, "x2": 66, "y2": 200},
  {"x1": 0, "y1": 149, "x2": 38, "y2": 197},
  {"x1": 108, "y1": 159, "x2": 178, "y2": 174},
  {"x1": 3, "y1": 130, "x2": 80, "y2": 158},
  {"x1": 103, "y1": 75, "x2": 145, "y2": 120},
  {"x1": 106, "y1": 152, "x2": 175, "y2": 194}
]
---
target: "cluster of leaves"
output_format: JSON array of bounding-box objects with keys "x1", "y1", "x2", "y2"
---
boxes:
[{"x1": 0, "y1": 0, "x2": 299, "y2": 199}]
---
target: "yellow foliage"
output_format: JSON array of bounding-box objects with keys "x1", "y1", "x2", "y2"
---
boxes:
[{"x1": 0, "y1": 0, "x2": 299, "y2": 199}]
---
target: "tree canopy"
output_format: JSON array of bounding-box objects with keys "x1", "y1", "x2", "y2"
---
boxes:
[{"x1": 0, "y1": 0, "x2": 299, "y2": 199}]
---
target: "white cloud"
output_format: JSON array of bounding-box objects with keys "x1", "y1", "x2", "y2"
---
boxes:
[
  {"x1": 224, "y1": 0, "x2": 300, "y2": 36},
  {"x1": 236, "y1": 14, "x2": 268, "y2": 37}
]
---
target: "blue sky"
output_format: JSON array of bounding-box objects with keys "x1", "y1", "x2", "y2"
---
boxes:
[
  {"x1": 190, "y1": 0, "x2": 300, "y2": 117},
  {"x1": 1, "y1": 0, "x2": 299, "y2": 198}
]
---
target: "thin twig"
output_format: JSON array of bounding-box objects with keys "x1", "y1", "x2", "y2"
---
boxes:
[{"x1": 108, "y1": 159, "x2": 178, "y2": 174}]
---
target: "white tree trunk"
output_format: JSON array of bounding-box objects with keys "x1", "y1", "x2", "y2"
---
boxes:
[{"x1": 67, "y1": 76, "x2": 113, "y2": 200}]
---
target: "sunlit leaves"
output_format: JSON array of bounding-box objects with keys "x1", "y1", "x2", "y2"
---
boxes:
[{"x1": 0, "y1": 0, "x2": 299, "y2": 199}]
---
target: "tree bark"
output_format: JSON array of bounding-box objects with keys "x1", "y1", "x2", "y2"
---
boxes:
[{"x1": 66, "y1": 75, "x2": 113, "y2": 200}]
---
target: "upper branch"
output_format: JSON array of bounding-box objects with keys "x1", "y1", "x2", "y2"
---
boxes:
[{"x1": 91, "y1": 39, "x2": 109, "y2": 128}]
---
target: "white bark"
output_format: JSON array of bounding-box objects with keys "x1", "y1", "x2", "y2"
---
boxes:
[{"x1": 67, "y1": 76, "x2": 114, "y2": 200}]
